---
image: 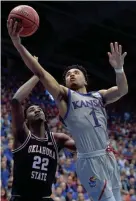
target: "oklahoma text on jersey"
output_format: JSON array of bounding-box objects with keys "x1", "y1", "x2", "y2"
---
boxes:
[{"x1": 28, "y1": 145, "x2": 56, "y2": 181}]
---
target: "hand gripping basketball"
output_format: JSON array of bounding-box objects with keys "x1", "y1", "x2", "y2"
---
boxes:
[
  {"x1": 7, "y1": 19, "x2": 23, "y2": 45},
  {"x1": 8, "y1": 5, "x2": 39, "y2": 37}
]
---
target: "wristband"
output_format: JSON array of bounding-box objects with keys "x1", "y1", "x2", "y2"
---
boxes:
[{"x1": 114, "y1": 68, "x2": 124, "y2": 73}]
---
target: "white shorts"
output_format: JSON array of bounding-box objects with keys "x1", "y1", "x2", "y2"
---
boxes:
[{"x1": 76, "y1": 149, "x2": 121, "y2": 201}]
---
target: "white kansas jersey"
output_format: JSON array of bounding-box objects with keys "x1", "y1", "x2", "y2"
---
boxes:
[{"x1": 62, "y1": 89, "x2": 110, "y2": 153}]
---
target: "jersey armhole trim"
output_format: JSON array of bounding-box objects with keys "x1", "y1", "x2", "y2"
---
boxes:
[
  {"x1": 50, "y1": 132, "x2": 58, "y2": 152},
  {"x1": 12, "y1": 131, "x2": 31, "y2": 153},
  {"x1": 63, "y1": 88, "x2": 71, "y2": 120},
  {"x1": 49, "y1": 132, "x2": 59, "y2": 159},
  {"x1": 97, "y1": 91, "x2": 106, "y2": 106}
]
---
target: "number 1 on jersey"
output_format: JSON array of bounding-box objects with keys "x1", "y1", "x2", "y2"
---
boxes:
[{"x1": 90, "y1": 109, "x2": 101, "y2": 127}]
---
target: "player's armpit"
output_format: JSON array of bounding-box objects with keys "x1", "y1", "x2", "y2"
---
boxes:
[
  {"x1": 99, "y1": 86, "x2": 126, "y2": 105},
  {"x1": 55, "y1": 85, "x2": 68, "y2": 103},
  {"x1": 55, "y1": 85, "x2": 68, "y2": 118},
  {"x1": 53, "y1": 133, "x2": 76, "y2": 151},
  {"x1": 39, "y1": 72, "x2": 65, "y2": 101}
]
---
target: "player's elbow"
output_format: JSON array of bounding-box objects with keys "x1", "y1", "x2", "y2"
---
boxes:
[
  {"x1": 120, "y1": 86, "x2": 128, "y2": 96},
  {"x1": 125, "y1": 86, "x2": 128, "y2": 95},
  {"x1": 33, "y1": 69, "x2": 44, "y2": 80},
  {"x1": 124, "y1": 88, "x2": 128, "y2": 96},
  {"x1": 11, "y1": 97, "x2": 20, "y2": 105}
]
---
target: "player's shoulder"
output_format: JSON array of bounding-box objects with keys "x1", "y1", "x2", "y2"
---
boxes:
[{"x1": 52, "y1": 132, "x2": 63, "y2": 140}]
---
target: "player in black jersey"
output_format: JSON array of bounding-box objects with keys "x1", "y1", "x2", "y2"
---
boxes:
[{"x1": 10, "y1": 70, "x2": 76, "y2": 201}]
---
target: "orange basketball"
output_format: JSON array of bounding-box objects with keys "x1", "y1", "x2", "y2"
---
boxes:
[{"x1": 8, "y1": 5, "x2": 39, "y2": 37}]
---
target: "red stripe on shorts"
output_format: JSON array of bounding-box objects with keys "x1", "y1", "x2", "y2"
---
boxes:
[{"x1": 98, "y1": 180, "x2": 107, "y2": 200}]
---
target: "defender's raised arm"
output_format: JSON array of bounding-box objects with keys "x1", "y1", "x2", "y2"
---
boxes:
[{"x1": 7, "y1": 19, "x2": 66, "y2": 102}]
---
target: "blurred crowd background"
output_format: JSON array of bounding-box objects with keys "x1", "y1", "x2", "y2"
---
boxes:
[{"x1": 1, "y1": 63, "x2": 136, "y2": 201}]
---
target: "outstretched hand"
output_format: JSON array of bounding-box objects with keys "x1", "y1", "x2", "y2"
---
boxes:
[
  {"x1": 108, "y1": 42, "x2": 127, "y2": 69},
  {"x1": 7, "y1": 19, "x2": 23, "y2": 46}
]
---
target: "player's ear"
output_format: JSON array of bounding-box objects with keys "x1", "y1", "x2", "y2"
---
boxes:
[
  {"x1": 84, "y1": 79, "x2": 87, "y2": 86},
  {"x1": 25, "y1": 119, "x2": 28, "y2": 126}
]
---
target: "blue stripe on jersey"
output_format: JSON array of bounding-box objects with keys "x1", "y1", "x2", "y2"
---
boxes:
[{"x1": 63, "y1": 88, "x2": 71, "y2": 120}]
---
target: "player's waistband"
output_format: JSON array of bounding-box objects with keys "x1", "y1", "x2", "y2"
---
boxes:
[{"x1": 77, "y1": 148, "x2": 113, "y2": 159}]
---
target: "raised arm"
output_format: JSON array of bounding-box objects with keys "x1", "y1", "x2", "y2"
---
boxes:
[
  {"x1": 99, "y1": 42, "x2": 128, "y2": 105},
  {"x1": 53, "y1": 133, "x2": 76, "y2": 152},
  {"x1": 7, "y1": 19, "x2": 67, "y2": 102},
  {"x1": 12, "y1": 74, "x2": 39, "y2": 141}
]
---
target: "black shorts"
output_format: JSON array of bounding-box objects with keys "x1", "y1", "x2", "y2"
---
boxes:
[{"x1": 10, "y1": 196, "x2": 54, "y2": 201}]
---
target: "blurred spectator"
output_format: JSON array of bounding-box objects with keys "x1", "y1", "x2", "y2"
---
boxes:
[
  {"x1": 54, "y1": 197, "x2": 61, "y2": 201},
  {"x1": 66, "y1": 189, "x2": 74, "y2": 201},
  {"x1": 128, "y1": 169, "x2": 136, "y2": 180},
  {"x1": 129, "y1": 189, "x2": 136, "y2": 201},
  {"x1": 55, "y1": 187, "x2": 66, "y2": 201},
  {"x1": 55, "y1": 175, "x2": 65, "y2": 188},
  {"x1": 3, "y1": 139, "x2": 13, "y2": 164},
  {"x1": 67, "y1": 176, "x2": 74, "y2": 189},
  {"x1": 1, "y1": 157, "x2": 10, "y2": 188},
  {"x1": 77, "y1": 193, "x2": 85, "y2": 201},
  {"x1": 63, "y1": 159, "x2": 76, "y2": 174},
  {"x1": 73, "y1": 185, "x2": 84, "y2": 200},
  {"x1": 60, "y1": 182, "x2": 67, "y2": 197},
  {"x1": 120, "y1": 171, "x2": 130, "y2": 192},
  {"x1": 1, "y1": 187, "x2": 8, "y2": 201},
  {"x1": 124, "y1": 112, "x2": 131, "y2": 122},
  {"x1": 110, "y1": 135, "x2": 117, "y2": 150},
  {"x1": 118, "y1": 155, "x2": 127, "y2": 169},
  {"x1": 129, "y1": 178, "x2": 136, "y2": 190}
]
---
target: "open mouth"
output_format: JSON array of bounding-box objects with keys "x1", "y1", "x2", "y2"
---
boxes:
[
  {"x1": 35, "y1": 113, "x2": 41, "y2": 117},
  {"x1": 70, "y1": 78, "x2": 76, "y2": 81}
]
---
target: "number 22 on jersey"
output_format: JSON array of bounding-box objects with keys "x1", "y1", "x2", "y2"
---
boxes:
[
  {"x1": 32, "y1": 156, "x2": 49, "y2": 171},
  {"x1": 31, "y1": 156, "x2": 49, "y2": 181}
]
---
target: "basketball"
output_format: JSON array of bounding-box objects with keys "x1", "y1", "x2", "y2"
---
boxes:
[{"x1": 8, "y1": 5, "x2": 39, "y2": 37}]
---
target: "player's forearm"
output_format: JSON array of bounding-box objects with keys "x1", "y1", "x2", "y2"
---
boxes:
[
  {"x1": 115, "y1": 71, "x2": 128, "y2": 96},
  {"x1": 14, "y1": 43, "x2": 62, "y2": 100},
  {"x1": 13, "y1": 75, "x2": 39, "y2": 102},
  {"x1": 65, "y1": 139, "x2": 77, "y2": 151}
]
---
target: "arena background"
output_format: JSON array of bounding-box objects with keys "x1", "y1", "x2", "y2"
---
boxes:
[{"x1": 1, "y1": 1, "x2": 136, "y2": 201}]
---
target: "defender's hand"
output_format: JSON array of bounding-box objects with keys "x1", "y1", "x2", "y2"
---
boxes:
[
  {"x1": 108, "y1": 42, "x2": 127, "y2": 69},
  {"x1": 7, "y1": 19, "x2": 23, "y2": 46}
]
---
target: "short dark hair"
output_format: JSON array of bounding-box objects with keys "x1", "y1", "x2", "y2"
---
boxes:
[
  {"x1": 24, "y1": 104, "x2": 31, "y2": 119},
  {"x1": 24, "y1": 104, "x2": 48, "y2": 121},
  {"x1": 63, "y1": 64, "x2": 88, "y2": 84},
  {"x1": 24, "y1": 104, "x2": 50, "y2": 132}
]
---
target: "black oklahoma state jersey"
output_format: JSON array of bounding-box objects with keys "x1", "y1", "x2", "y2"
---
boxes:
[{"x1": 11, "y1": 131, "x2": 58, "y2": 199}]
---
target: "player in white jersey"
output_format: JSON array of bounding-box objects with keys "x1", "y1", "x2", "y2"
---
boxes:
[{"x1": 7, "y1": 19, "x2": 128, "y2": 201}]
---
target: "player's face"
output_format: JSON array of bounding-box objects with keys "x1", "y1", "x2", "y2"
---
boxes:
[
  {"x1": 65, "y1": 68, "x2": 87, "y2": 90},
  {"x1": 1, "y1": 188, "x2": 6, "y2": 196},
  {"x1": 26, "y1": 105, "x2": 46, "y2": 122},
  {"x1": 78, "y1": 193, "x2": 84, "y2": 201}
]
